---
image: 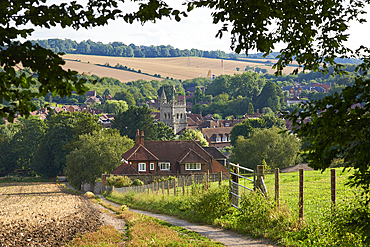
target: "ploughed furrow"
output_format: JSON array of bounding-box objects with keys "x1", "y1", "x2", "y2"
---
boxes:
[{"x1": 0, "y1": 183, "x2": 102, "y2": 246}]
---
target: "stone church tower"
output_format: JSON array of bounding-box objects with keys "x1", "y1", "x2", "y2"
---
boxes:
[{"x1": 159, "y1": 88, "x2": 188, "y2": 134}]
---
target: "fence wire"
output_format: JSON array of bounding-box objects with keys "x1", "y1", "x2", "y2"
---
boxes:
[{"x1": 265, "y1": 168, "x2": 359, "y2": 222}]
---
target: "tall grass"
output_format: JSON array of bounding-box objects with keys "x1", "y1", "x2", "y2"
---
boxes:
[{"x1": 103, "y1": 169, "x2": 369, "y2": 246}]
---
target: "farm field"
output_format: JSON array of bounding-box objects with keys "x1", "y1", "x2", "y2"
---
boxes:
[
  {"x1": 62, "y1": 54, "x2": 302, "y2": 83},
  {"x1": 0, "y1": 182, "x2": 103, "y2": 246}
]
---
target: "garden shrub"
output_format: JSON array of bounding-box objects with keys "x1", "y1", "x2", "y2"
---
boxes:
[
  {"x1": 106, "y1": 175, "x2": 132, "y2": 188},
  {"x1": 132, "y1": 179, "x2": 144, "y2": 186}
]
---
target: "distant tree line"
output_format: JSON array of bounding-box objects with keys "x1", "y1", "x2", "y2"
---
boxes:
[{"x1": 31, "y1": 39, "x2": 228, "y2": 59}]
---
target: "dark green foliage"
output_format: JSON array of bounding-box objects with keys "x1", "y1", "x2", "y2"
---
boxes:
[
  {"x1": 247, "y1": 102, "x2": 254, "y2": 115},
  {"x1": 114, "y1": 90, "x2": 136, "y2": 106},
  {"x1": 255, "y1": 81, "x2": 285, "y2": 112},
  {"x1": 154, "y1": 121, "x2": 175, "y2": 141},
  {"x1": 111, "y1": 105, "x2": 157, "y2": 140},
  {"x1": 66, "y1": 129, "x2": 134, "y2": 188}
]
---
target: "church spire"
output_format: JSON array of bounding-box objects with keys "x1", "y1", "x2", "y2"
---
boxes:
[{"x1": 160, "y1": 87, "x2": 167, "y2": 104}]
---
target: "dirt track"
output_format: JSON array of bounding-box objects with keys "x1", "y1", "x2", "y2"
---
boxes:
[{"x1": 0, "y1": 183, "x2": 102, "y2": 246}]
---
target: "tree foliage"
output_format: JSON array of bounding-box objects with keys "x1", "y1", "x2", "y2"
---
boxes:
[
  {"x1": 177, "y1": 129, "x2": 208, "y2": 147},
  {"x1": 230, "y1": 127, "x2": 301, "y2": 170},
  {"x1": 66, "y1": 129, "x2": 134, "y2": 189},
  {"x1": 111, "y1": 105, "x2": 157, "y2": 140}
]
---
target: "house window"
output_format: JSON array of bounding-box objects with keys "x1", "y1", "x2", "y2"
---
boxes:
[
  {"x1": 150, "y1": 163, "x2": 155, "y2": 170},
  {"x1": 138, "y1": 163, "x2": 146, "y2": 172},
  {"x1": 185, "y1": 163, "x2": 201, "y2": 170},
  {"x1": 159, "y1": 162, "x2": 170, "y2": 170},
  {"x1": 216, "y1": 137, "x2": 221, "y2": 142},
  {"x1": 222, "y1": 137, "x2": 228, "y2": 142}
]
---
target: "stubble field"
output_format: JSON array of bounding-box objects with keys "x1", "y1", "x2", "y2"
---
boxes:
[
  {"x1": 62, "y1": 54, "x2": 301, "y2": 83},
  {"x1": 0, "y1": 183, "x2": 102, "y2": 246}
]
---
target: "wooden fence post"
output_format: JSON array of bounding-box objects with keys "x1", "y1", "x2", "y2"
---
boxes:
[
  {"x1": 182, "y1": 176, "x2": 185, "y2": 195},
  {"x1": 299, "y1": 169, "x2": 304, "y2": 224},
  {"x1": 331, "y1": 169, "x2": 336, "y2": 207},
  {"x1": 219, "y1": 171, "x2": 222, "y2": 187},
  {"x1": 156, "y1": 182, "x2": 159, "y2": 195},
  {"x1": 256, "y1": 165, "x2": 267, "y2": 195},
  {"x1": 162, "y1": 181, "x2": 164, "y2": 195},
  {"x1": 173, "y1": 179, "x2": 176, "y2": 196},
  {"x1": 167, "y1": 180, "x2": 170, "y2": 196},
  {"x1": 275, "y1": 168, "x2": 280, "y2": 208}
]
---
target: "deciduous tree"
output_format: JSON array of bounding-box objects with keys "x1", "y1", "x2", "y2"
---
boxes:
[{"x1": 66, "y1": 129, "x2": 134, "y2": 189}]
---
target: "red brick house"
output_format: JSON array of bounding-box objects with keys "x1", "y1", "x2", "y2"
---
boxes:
[{"x1": 112, "y1": 130, "x2": 228, "y2": 176}]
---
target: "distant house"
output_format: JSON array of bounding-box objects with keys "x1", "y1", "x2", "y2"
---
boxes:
[
  {"x1": 285, "y1": 96, "x2": 309, "y2": 106},
  {"x1": 281, "y1": 83, "x2": 330, "y2": 97},
  {"x1": 112, "y1": 130, "x2": 228, "y2": 176},
  {"x1": 85, "y1": 96, "x2": 101, "y2": 104},
  {"x1": 202, "y1": 127, "x2": 233, "y2": 150}
]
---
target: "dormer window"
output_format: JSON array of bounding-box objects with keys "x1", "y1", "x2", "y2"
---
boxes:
[{"x1": 216, "y1": 137, "x2": 221, "y2": 142}]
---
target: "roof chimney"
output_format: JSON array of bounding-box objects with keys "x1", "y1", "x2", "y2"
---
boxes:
[
  {"x1": 140, "y1": 131, "x2": 145, "y2": 145},
  {"x1": 135, "y1": 129, "x2": 140, "y2": 145}
]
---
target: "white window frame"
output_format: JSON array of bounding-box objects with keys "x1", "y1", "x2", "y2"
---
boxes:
[
  {"x1": 159, "y1": 162, "x2": 170, "y2": 170},
  {"x1": 150, "y1": 163, "x2": 155, "y2": 170},
  {"x1": 185, "y1": 163, "x2": 201, "y2": 171},
  {"x1": 222, "y1": 136, "x2": 228, "y2": 142},
  {"x1": 216, "y1": 137, "x2": 221, "y2": 142},
  {"x1": 138, "y1": 163, "x2": 146, "y2": 172}
]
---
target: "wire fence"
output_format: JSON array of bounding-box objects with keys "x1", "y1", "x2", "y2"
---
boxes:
[{"x1": 263, "y1": 168, "x2": 359, "y2": 222}]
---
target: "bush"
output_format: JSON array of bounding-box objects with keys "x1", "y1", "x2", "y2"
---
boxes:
[
  {"x1": 132, "y1": 179, "x2": 144, "y2": 186},
  {"x1": 85, "y1": 192, "x2": 95, "y2": 198},
  {"x1": 106, "y1": 175, "x2": 132, "y2": 188}
]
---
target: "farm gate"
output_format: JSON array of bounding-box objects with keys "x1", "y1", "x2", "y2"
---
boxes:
[{"x1": 228, "y1": 162, "x2": 256, "y2": 209}]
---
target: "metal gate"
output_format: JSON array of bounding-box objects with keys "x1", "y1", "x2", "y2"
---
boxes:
[{"x1": 228, "y1": 162, "x2": 255, "y2": 209}]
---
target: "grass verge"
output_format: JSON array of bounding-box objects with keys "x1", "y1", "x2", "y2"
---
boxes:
[
  {"x1": 68, "y1": 193, "x2": 224, "y2": 246},
  {"x1": 102, "y1": 175, "x2": 368, "y2": 246}
]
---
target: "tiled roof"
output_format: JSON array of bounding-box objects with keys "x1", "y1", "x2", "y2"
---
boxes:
[
  {"x1": 203, "y1": 147, "x2": 227, "y2": 159},
  {"x1": 177, "y1": 148, "x2": 209, "y2": 164},
  {"x1": 202, "y1": 127, "x2": 233, "y2": 137},
  {"x1": 122, "y1": 145, "x2": 159, "y2": 161}
]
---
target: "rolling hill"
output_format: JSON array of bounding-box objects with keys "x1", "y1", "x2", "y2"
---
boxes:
[{"x1": 62, "y1": 54, "x2": 301, "y2": 83}]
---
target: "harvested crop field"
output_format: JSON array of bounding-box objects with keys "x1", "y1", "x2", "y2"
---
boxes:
[
  {"x1": 0, "y1": 182, "x2": 102, "y2": 246},
  {"x1": 62, "y1": 54, "x2": 302, "y2": 83}
]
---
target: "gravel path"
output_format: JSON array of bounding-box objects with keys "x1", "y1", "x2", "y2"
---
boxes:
[
  {"x1": 65, "y1": 183, "x2": 278, "y2": 247},
  {"x1": 97, "y1": 195, "x2": 278, "y2": 247}
]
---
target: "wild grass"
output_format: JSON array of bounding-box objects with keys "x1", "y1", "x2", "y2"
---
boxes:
[
  {"x1": 102, "y1": 169, "x2": 368, "y2": 246},
  {"x1": 73, "y1": 196, "x2": 224, "y2": 246}
]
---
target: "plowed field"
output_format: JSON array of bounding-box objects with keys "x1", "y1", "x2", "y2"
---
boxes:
[{"x1": 0, "y1": 183, "x2": 102, "y2": 246}]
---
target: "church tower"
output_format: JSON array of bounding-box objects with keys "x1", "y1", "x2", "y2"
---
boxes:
[{"x1": 159, "y1": 87, "x2": 188, "y2": 134}]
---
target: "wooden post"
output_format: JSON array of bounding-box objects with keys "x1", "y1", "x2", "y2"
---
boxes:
[
  {"x1": 275, "y1": 168, "x2": 280, "y2": 208},
  {"x1": 167, "y1": 180, "x2": 170, "y2": 196},
  {"x1": 156, "y1": 182, "x2": 159, "y2": 195},
  {"x1": 219, "y1": 171, "x2": 222, "y2": 187},
  {"x1": 299, "y1": 169, "x2": 304, "y2": 224},
  {"x1": 162, "y1": 181, "x2": 164, "y2": 195},
  {"x1": 173, "y1": 179, "x2": 176, "y2": 196},
  {"x1": 331, "y1": 169, "x2": 336, "y2": 207},
  {"x1": 152, "y1": 183, "x2": 154, "y2": 194},
  {"x1": 182, "y1": 176, "x2": 185, "y2": 195},
  {"x1": 256, "y1": 165, "x2": 266, "y2": 195}
]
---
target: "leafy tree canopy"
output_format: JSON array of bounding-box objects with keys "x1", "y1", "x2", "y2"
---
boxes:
[
  {"x1": 230, "y1": 127, "x2": 301, "y2": 170},
  {"x1": 177, "y1": 129, "x2": 208, "y2": 147},
  {"x1": 66, "y1": 129, "x2": 134, "y2": 189}
]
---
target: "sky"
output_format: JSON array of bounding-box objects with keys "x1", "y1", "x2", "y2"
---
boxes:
[{"x1": 26, "y1": 1, "x2": 370, "y2": 54}]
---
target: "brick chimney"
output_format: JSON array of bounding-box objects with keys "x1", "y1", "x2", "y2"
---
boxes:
[
  {"x1": 257, "y1": 109, "x2": 259, "y2": 114},
  {"x1": 135, "y1": 129, "x2": 140, "y2": 145},
  {"x1": 140, "y1": 131, "x2": 145, "y2": 145}
]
